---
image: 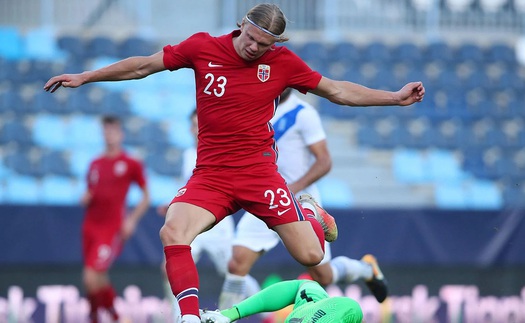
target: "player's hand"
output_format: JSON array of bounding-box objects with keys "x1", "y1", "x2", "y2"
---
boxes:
[
  {"x1": 287, "y1": 182, "x2": 301, "y2": 194},
  {"x1": 121, "y1": 217, "x2": 138, "y2": 241},
  {"x1": 396, "y1": 82, "x2": 425, "y2": 106},
  {"x1": 44, "y1": 73, "x2": 85, "y2": 93}
]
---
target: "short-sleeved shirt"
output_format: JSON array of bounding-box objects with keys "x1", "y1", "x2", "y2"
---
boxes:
[
  {"x1": 271, "y1": 93, "x2": 326, "y2": 201},
  {"x1": 163, "y1": 30, "x2": 322, "y2": 170},
  {"x1": 84, "y1": 152, "x2": 146, "y2": 232}
]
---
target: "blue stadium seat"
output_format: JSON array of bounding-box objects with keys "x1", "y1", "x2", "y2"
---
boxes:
[
  {"x1": 463, "y1": 69, "x2": 491, "y2": 91},
  {"x1": 86, "y1": 36, "x2": 119, "y2": 58},
  {"x1": 147, "y1": 173, "x2": 182, "y2": 206},
  {"x1": 128, "y1": 91, "x2": 163, "y2": 120},
  {"x1": 296, "y1": 41, "x2": 329, "y2": 62},
  {"x1": 491, "y1": 157, "x2": 517, "y2": 180},
  {"x1": 404, "y1": 68, "x2": 430, "y2": 88},
  {"x1": 68, "y1": 116, "x2": 104, "y2": 148},
  {"x1": 126, "y1": 182, "x2": 146, "y2": 206},
  {"x1": 456, "y1": 43, "x2": 485, "y2": 63},
  {"x1": 23, "y1": 27, "x2": 67, "y2": 61},
  {"x1": 425, "y1": 149, "x2": 464, "y2": 184},
  {"x1": 0, "y1": 58, "x2": 18, "y2": 84},
  {"x1": 26, "y1": 60, "x2": 56, "y2": 84},
  {"x1": 435, "y1": 69, "x2": 462, "y2": 91},
  {"x1": 392, "y1": 149, "x2": 427, "y2": 183},
  {"x1": 370, "y1": 67, "x2": 398, "y2": 90},
  {"x1": 401, "y1": 125, "x2": 440, "y2": 149},
  {"x1": 0, "y1": 91, "x2": 26, "y2": 115},
  {"x1": 118, "y1": 36, "x2": 158, "y2": 57},
  {"x1": 100, "y1": 91, "x2": 130, "y2": 116},
  {"x1": 356, "y1": 125, "x2": 393, "y2": 149},
  {"x1": 64, "y1": 90, "x2": 93, "y2": 113},
  {"x1": 4, "y1": 149, "x2": 45, "y2": 177},
  {"x1": 486, "y1": 43, "x2": 516, "y2": 64},
  {"x1": 0, "y1": 26, "x2": 24, "y2": 59},
  {"x1": 393, "y1": 42, "x2": 423, "y2": 64},
  {"x1": 4, "y1": 175, "x2": 40, "y2": 204},
  {"x1": 124, "y1": 121, "x2": 168, "y2": 149},
  {"x1": 425, "y1": 41, "x2": 454, "y2": 63},
  {"x1": 363, "y1": 42, "x2": 391, "y2": 63},
  {"x1": 0, "y1": 119, "x2": 32, "y2": 147},
  {"x1": 145, "y1": 148, "x2": 183, "y2": 177},
  {"x1": 57, "y1": 35, "x2": 85, "y2": 58},
  {"x1": 464, "y1": 180, "x2": 503, "y2": 209},
  {"x1": 0, "y1": 158, "x2": 12, "y2": 181},
  {"x1": 40, "y1": 175, "x2": 82, "y2": 205},
  {"x1": 492, "y1": 69, "x2": 524, "y2": 92},
  {"x1": 32, "y1": 92, "x2": 67, "y2": 114},
  {"x1": 328, "y1": 42, "x2": 361, "y2": 63},
  {"x1": 434, "y1": 183, "x2": 467, "y2": 209},
  {"x1": 40, "y1": 150, "x2": 71, "y2": 177},
  {"x1": 502, "y1": 186, "x2": 525, "y2": 207},
  {"x1": 461, "y1": 150, "x2": 486, "y2": 178},
  {"x1": 69, "y1": 148, "x2": 99, "y2": 178},
  {"x1": 32, "y1": 115, "x2": 69, "y2": 150},
  {"x1": 317, "y1": 177, "x2": 354, "y2": 208},
  {"x1": 436, "y1": 121, "x2": 469, "y2": 150}
]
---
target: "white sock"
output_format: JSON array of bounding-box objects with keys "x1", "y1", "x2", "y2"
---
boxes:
[
  {"x1": 219, "y1": 273, "x2": 247, "y2": 309},
  {"x1": 172, "y1": 299, "x2": 181, "y2": 322},
  {"x1": 244, "y1": 274, "x2": 260, "y2": 297},
  {"x1": 181, "y1": 314, "x2": 200, "y2": 323},
  {"x1": 330, "y1": 256, "x2": 373, "y2": 283},
  {"x1": 163, "y1": 278, "x2": 181, "y2": 321}
]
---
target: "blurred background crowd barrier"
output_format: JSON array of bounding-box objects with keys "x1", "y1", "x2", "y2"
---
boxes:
[{"x1": 1, "y1": 0, "x2": 525, "y2": 322}]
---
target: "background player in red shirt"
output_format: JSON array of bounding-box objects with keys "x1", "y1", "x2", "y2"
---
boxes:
[
  {"x1": 44, "y1": 4, "x2": 425, "y2": 322},
  {"x1": 81, "y1": 115, "x2": 150, "y2": 322}
]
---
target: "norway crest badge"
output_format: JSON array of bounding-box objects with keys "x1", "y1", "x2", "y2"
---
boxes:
[{"x1": 257, "y1": 64, "x2": 271, "y2": 82}]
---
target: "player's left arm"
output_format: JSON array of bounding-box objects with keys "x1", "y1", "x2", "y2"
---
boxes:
[
  {"x1": 287, "y1": 107, "x2": 331, "y2": 194},
  {"x1": 310, "y1": 76, "x2": 425, "y2": 107},
  {"x1": 288, "y1": 139, "x2": 331, "y2": 194},
  {"x1": 122, "y1": 162, "x2": 151, "y2": 240}
]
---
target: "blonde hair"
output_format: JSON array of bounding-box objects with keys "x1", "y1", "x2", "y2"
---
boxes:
[{"x1": 238, "y1": 3, "x2": 289, "y2": 42}]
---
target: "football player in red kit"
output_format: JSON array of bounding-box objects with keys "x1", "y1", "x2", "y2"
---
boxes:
[
  {"x1": 81, "y1": 115, "x2": 150, "y2": 322},
  {"x1": 45, "y1": 4, "x2": 424, "y2": 322}
]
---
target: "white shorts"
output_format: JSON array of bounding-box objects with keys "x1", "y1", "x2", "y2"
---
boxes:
[
  {"x1": 233, "y1": 211, "x2": 332, "y2": 265},
  {"x1": 191, "y1": 215, "x2": 235, "y2": 275}
]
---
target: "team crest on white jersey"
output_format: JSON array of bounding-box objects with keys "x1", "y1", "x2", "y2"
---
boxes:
[{"x1": 257, "y1": 64, "x2": 271, "y2": 82}]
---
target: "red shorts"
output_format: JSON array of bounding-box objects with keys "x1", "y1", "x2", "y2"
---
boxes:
[
  {"x1": 82, "y1": 223, "x2": 123, "y2": 271},
  {"x1": 171, "y1": 164, "x2": 309, "y2": 228}
]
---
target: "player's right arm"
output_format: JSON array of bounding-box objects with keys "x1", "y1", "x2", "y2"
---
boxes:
[{"x1": 44, "y1": 51, "x2": 166, "y2": 92}]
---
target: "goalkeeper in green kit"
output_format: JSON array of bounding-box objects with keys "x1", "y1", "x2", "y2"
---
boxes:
[{"x1": 200, "y1": 279, "x2": 363, "y2": 323}]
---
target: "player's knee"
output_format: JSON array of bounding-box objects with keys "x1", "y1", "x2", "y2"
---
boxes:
[
  {"x1": 297, "y1": 249, "x2": 324, "y2": 267},
  {"x1": 159, "y1": 223, "x2": 181, "y2": 245}
]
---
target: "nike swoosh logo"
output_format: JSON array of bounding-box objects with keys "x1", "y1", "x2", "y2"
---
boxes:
[
  {"x1": 277, "y1": 208, "x2": 291, "y2": 216},
  {"x1": 208, "y1": 62, "x2": 223, "y2": 67}
]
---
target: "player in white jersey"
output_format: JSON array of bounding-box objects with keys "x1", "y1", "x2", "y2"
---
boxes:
[
  {"x1": 218, "y1": 89, "x2": 388, "y2": 311},
  {"x1": 160, "y1": 110, "x2": 258, "y2": 322}
]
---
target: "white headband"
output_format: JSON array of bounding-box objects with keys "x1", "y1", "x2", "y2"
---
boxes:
[{"x1": 245, "y1": 15, "x2": 282, "y2": 39}]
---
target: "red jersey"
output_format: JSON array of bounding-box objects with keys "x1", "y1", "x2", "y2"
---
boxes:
[
  {"x1": 84, "y1": 152, "x2": 146, "y2": 230},
  {"x1": 163, "y1": 30, "x2": 322, "y2": 168}
]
